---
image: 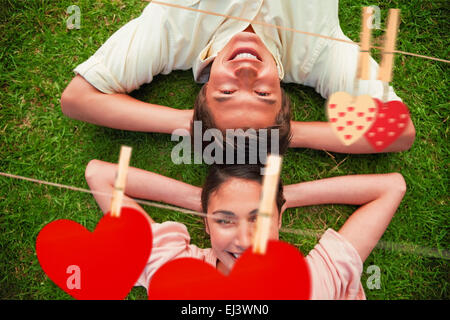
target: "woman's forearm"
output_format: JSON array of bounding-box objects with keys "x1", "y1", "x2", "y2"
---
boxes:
[
  {"x1": 284, "y1": 173, "x2": 399, "y2": 208},
  {"x1": 284, "y1": 173, "x2": 407, "y2": 262},
  {"x1": 85, "y1": 160, "x2": 202, "y2": 217},
  {"x1": 338, "y1": 173, "x2": 406, "y2": 262}
]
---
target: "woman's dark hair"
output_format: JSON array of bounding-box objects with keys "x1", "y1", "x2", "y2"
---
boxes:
[{"x1": 201, "y1": 164, "x2": 285, "y2": 214}]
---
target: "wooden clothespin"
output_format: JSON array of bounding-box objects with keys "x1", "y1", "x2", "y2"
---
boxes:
[
  {"x1": 110, "y1": 146, "x2": 132, "y2": 218},
  {"x1": 252, "y1": 154, "x2": 283, "y2": 255},
  {"x1": 378, "y1": 9, "x2": 400, "y2": 102},
  {"x1": 356, "y1": 6, "x2": 374, "y2": 81},
  {"x1": 352, "y1": 6, "x2": 373, "y2": 100}
]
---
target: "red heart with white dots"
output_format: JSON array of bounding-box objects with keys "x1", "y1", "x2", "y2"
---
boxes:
[
  {"x1": 364, "y1": 99, "x2": 410, "y2": 151},
  {"x1": 148, "y1": 240, "x2": 310, "y2": 300}
]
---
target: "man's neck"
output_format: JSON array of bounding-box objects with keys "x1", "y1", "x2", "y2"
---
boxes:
[{"x1": 243, "y1": 24, "x2": 255, "y2": 33}]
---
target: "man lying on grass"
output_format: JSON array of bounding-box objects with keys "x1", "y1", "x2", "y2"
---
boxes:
[{"x1": 61, "y1": 0, "x2": 415, "y2": 154}]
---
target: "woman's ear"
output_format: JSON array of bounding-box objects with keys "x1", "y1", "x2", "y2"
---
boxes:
[
  {"x1": 278, "y1": 202, "x2": 287, "y2": 229},
  {"x1": 204, "y1": 217, "x2": 211, "y2": 235}
]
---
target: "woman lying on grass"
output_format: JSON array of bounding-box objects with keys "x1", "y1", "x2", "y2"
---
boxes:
[{"x1": 85, "y1": 160, "x2": 406, "y2": 299}]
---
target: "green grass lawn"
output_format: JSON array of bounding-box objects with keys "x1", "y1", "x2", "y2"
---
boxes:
[{"x1": 0, "y1": 0, "x2": 448, "y2": 299}]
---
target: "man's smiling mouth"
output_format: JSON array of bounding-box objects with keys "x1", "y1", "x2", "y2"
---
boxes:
[
  {"x1": 229, "y1": 48, "x2": 261, "y2": 61},
  {"x1": 232, "y1": 53, "x2": 259, "y2": 61}
]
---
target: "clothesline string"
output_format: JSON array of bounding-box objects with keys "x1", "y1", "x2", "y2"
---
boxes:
[
  {"x1": 149, "y1": 0, "x2": 450, "y2": 64},
  {"x1": 0, "y1": 171, "x2": 205, "y2": 219},
  {"x1": 1, "y1": 170, "x2": 448, "y2": 260}
]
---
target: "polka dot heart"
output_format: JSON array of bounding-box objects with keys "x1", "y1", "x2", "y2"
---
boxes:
[
  {"x1": 364, "y1": 98, "x2": 411, "y2": 151},
  {"x1": 326, "y1": 92, "x2": 378, "y2": 145}
]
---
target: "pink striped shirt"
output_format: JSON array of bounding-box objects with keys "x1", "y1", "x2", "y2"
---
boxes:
[{"x1": 135, "y1": 221, "x2": 366, "y2": 300}]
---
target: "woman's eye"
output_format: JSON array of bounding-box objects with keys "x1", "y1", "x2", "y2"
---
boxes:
[
  {"x1": 255, "y1": 91, "x2": 270, "y2": 96},
  {"x1": 217, "y1": 219, "x2": 233, "y2": 225},
  {"x1": 222, "y1": 90, "x2": 234, "y2": 95},
  {"x1": 249, "y1": 216, "x2": 257, "y2": 223}
]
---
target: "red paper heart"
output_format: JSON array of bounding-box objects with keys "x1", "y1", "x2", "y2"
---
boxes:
[
  {"x1": 36, "y1": 207, "x2": 152, "y2": 300},
  {"x1": 148, "y1": 240, "x2": 310, "y2": 300},
  {"x1": 364, "y1": 99, "x2": 411, "y2": 151}
]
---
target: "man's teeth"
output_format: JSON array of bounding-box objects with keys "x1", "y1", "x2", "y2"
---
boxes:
[{"x1": 233, "y1": 53, "x2": 258, "y2": 60}]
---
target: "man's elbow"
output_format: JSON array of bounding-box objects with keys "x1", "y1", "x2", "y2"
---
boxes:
[
  {"x1": 60, "y1": 84, "x2": 78, "y2": 118},
  {"x1": 387, "y1": 119, "x2": 416, "y2": 152},
  {"x1": 398, "y1": 119, "x2": 416, "y2": 151},
  {"x1": 61, "y1": 75, "x2": 94, "y2": 119},
  {"x1": 402, "y1": 120, "x2": 416, "y2": 150},
  {"x1": 60, "y1": 87, "x2": 70, "y2": 116}
]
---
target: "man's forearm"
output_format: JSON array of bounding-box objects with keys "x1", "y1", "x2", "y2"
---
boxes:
[
  {"x1": 289, "y1": 120, "x2": 415, "y2": 153},
  {"x1": 61, "y1": 75, "x2": 193, "y2": 134}
]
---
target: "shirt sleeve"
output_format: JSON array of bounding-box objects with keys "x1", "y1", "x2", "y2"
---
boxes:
[
  {"x1": 73, "y1": 4, "x2": 169, "y2": 94},
  {"x1": 134, "y1": 221, "x2": 192, "y2": 291},
  {"x1": 306, "y1": 228, "x2": 366, "y2": 300},
  {"x1": 134, "y1": 221, "x2": 216, "y2": 292},
  {"x1": 304, "y1": 25, "x2": 402, "y2": 102}
]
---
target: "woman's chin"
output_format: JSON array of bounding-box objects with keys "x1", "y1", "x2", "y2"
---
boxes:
[{"x1": 216, "y1": 251, "x2": 237, "y2": 275}]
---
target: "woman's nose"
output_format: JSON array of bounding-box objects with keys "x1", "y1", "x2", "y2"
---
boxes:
[{"x1": 235, "y1": 220, "x2": 253, "y2": 250}]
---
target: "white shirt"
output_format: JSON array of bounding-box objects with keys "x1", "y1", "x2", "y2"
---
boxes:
[{"x1": 74, "y1": 0, "x2": 401, "y2": 102}]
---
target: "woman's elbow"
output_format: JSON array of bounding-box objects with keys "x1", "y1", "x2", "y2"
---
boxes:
[
  {"x1": 85, "y1": 159, "x2": 103, "y2": 184},
  {"x1": 388, "y1": 172, "x2": 407, "y2": 197}
]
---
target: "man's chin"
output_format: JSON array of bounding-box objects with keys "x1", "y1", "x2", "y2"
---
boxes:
[{"x1": 230, "y1": 31, "x2": 261, "y2": 44}]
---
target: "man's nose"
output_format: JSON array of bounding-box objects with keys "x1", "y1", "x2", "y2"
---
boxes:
[{"x1": 234, "y1": 65, "x2": 258, "y2": 82}]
